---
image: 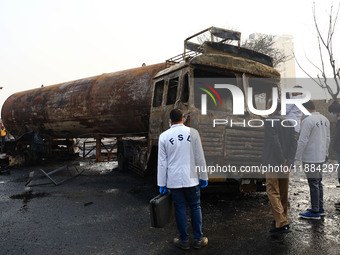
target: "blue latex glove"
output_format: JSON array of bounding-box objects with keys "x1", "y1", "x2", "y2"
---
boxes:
[
  {"x1": 159, "y1": 186, "x2": 168, "y2": 194},
  {"x1": 199, "y1": 179, "x2": 208, "y2": 188}
]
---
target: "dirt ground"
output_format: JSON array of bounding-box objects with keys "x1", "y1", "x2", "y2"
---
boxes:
[{"x1": 0, "y1": 159, "x2": 339, "y2": 255}]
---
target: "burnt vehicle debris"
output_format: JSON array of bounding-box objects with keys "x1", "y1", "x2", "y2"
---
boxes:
[
  {"x1": 1, "y1": 131, "x2": 46, "y2": 167},
  {"x1": 1, "y1": 27, "x2": 281, "y2": 191}
]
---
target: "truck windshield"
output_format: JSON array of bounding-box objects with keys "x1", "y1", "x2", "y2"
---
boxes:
[
  {"x1": 193, "y1": 69, "x2": 237, "y2": 114},
  {"x1": 246, "y1": 77, "x2": 278, "y2": 111}
]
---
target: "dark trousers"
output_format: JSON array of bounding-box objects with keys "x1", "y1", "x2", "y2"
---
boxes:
[
  {"x1": 1, "y1": 136, "x2": 5, "y2": 152},
  {"x1": 303, "y1": 163, "x2": 324, "y2": 212},
  {"x1": 170, "y1": 185, "x2": 203, "y2": 242}
]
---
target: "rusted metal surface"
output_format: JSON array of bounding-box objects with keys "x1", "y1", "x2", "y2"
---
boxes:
[
  {"x1": 190, "y1": 54, "x2": 280, "y2": 78},
  {"x1": 96, "y1": 139, "x2": 102, "y2": 162},
  {"x1": 196, "y1": 118, "x2": 264, "y2": 164},
  {"x1": 203, "y1": 42, "x2": 274, "y2": 67},
  {"x1": 198, "y1": 125, "x2": 225, "y2": 157},
  {"x1": 164, "y1": 50, "x2": 279, "y2": 81},
  {"x1": 183, "y1": 27, "x2": 242, "y2": 59},
  {"x1": 2, "y1": 63, "x2": 167, "y2": 139},
  {"x1": 1, "y1": 26, "x2": 283, "y2": 183},
  {"x1": 148, "y1": 41, "x2": 279, "y2": 181},
  {"x1": 224, "y1": 128, "x2": 264, "y2": 166},
  {"x1": 210, "y1": 27, "x2": 241, "y2": 41}
]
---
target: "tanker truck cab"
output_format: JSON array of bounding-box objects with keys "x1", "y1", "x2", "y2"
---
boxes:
[
  {"x1": 149, "y1": 64, "x2": 191, "y2": 140},
  {"x1": 146, "y1": 64, "x2": 191, "y2": 173},
  {"x1": 147, "y1": 27, "x2": 281, "y2": 192}
]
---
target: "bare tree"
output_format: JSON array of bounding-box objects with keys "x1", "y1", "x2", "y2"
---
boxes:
[
  {"x1": 242, "y1": 34, "x2": 290, "y2": 68},
  {"x1": 295, "y1": 2, "x2": 340, "y2": 101}
]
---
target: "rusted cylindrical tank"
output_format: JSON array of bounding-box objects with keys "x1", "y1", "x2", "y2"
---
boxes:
[{"x1": 2, "y1": 63, "x2": 166, "y2": 138}]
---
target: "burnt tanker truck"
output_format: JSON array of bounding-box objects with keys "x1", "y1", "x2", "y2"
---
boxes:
[{"x1": 1, "y1": 27, "x2": 280, "y2": 190}]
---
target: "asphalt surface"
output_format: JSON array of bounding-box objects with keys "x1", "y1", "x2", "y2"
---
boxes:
[{"x1": 0, "y1": 159, "x2": 339, "y2": 255}]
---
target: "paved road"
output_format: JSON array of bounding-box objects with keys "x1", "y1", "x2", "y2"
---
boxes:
[{"x1": 0, "y1": 160, "x2": 339, "y2": 255}]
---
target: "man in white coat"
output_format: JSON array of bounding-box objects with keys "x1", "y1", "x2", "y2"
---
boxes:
[
  {"x1": 157, "y1": 109, "x2": 208, "y2": 250},
  {"x1": 295, "y1": 101, "x2": 330, "y2": 220},
  {"x1": 285, "y1": 85, "x2": 303, "y2": 133}
]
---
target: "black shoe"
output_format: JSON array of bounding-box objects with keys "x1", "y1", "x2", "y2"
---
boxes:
[
  {"x1": 270, "y1": 225, "x2": 291, "y2": 235},
  {"x1": 173, "y1": 238, "x2": 190, "y2": 250},
  {"x1": 193, "y1": 237, "x2": 208, "y2": 249}
]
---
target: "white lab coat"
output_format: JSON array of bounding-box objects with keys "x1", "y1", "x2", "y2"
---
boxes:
[
  {"x1": 295, "y1": 112, "x2": 330, "y2": 163},
  {"x1": 157, "y1": 124, "x2": 208, "y2": 189}
]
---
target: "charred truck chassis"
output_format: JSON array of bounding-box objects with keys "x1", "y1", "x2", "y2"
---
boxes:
[{"x1": 1, "y1": 27, "x2": 280, "y2": 191}]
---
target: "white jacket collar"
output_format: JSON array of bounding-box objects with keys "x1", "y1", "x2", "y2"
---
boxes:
[{"x1": 171, "y1": 123, "x2": 184, "y2": 128}]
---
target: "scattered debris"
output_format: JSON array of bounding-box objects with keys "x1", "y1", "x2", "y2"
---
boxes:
[{"x1": 26, "y1": 164, "x2": 84, "y2": 187}]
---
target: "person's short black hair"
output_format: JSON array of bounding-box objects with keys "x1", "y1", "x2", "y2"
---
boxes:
[
  {"x1": 170, "y1": 109, "x2": 183, "y2": 123},
  {"x1": 303, "y1": 100, "x2": 315, "y2": 110},
  {"x1": 328, "y1": 101, "x2": 340, "y2": 113}
]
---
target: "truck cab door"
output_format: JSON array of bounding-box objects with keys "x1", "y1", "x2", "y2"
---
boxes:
[
  {"x1": 162, "y1": 72, "x2": 190, "y2": 130},
  {"x1": 149, "y1": 71, "x2": 190, "y2": 140}
]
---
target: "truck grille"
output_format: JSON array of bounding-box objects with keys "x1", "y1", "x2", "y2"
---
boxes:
[
  {"x1": 225, "y1": 128, "x2": 264, "y2": 166},
  {"x1": 199, "y1": 125, "x2": 225, "y2": 156},
  {"x1": 198, "y1": 125, "x2": 264, "y2": 166}
]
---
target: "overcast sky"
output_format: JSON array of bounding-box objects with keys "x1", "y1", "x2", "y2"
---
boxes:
[{"x1": 1, "y1": 0, "x2": 339, "y2": 111}]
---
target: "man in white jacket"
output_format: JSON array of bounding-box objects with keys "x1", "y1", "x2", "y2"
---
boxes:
[
  {"x1": 295, "y1": 101, "x2": 330, "y2": 220},
  {"x1": 285, "y1": 85, "x2": 303, "y2": 133},
  {"x1": 157, "y1": 109, "x2": 208, "y2": 250}
]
